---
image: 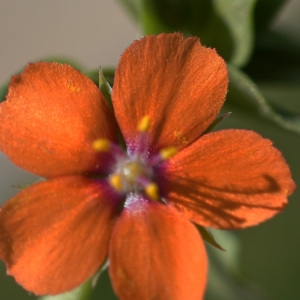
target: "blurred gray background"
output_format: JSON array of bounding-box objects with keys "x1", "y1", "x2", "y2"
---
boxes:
[{"x1": 0, "y1": 0, "x2": 138, "y2": 203}]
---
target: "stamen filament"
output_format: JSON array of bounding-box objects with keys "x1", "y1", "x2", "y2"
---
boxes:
[
  {"x1": 92, "y1": 138, "x2": 126, "y2": 158},
  {"x1": 149, "y1": 146, "x2": 178, "y2": 166},
  {"x1": 135, "y1": 115, "x2": 151, "y2": 153}
]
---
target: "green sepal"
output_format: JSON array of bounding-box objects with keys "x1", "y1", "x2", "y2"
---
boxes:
[
  {"x1": 203, "y1": 112, "x2": 231, "y2": 134},
  {"x1": 85, "y1": 68, "x2": 115, "y2": 88},
  {"x1": 197, "y1": 225, "x2": 224, "y2": 251},
  {"x1": 98, "y1": 68, "x2": 113, "y2": 110},
  {"x1": 86, "y1": 67, "x2": 126, "y2": 149},
  {"x1": 227, "y1": 64, "x2": 300, "y2": 134}
]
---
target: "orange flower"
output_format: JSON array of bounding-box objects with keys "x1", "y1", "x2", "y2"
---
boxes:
[{"x1": 0, "y1": 33, "x2": 295, "y2": 299}]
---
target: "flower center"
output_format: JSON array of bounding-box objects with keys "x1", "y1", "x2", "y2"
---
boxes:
[
  {"x1": 122, "y1": 161, "x2": 145, "y2": 185},
  {"x1": 92, "y1": 115, "x2": 177, "y2": 202},
  {"x1": 111, "y1": 158, "x2": 153, "y2": 192}
]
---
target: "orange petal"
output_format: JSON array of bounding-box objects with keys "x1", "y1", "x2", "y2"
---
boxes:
[
  {"x1": 0, "y1": 176, "x2": 120, "y2": 295},
  {"x1": 162, "y1": 130, "x2": 295, "y2": 229},
  {"x1": 109, "y1": 195, "x2": 207, "y2": 300},
  {"x1": 112, "y1": 33, "x2": 228, "y2": 151},
  {"x1": 0, "y1": 62, "x2": 118, "y2": 178}
]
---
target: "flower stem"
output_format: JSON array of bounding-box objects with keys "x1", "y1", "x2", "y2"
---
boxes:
[{"x1": 38, "y1": 278, "x2": 93, "y2": 300}]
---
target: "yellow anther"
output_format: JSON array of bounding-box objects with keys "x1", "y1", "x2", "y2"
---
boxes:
[
  {"x1": 137, "y1": 115, "x2": 151, "y2": 132},
  {"x1": 159, "y1": 146, "x2": 178, "y2": 160},
  {"x1": 109, "y1": 174, "x2": 123, "y2": 192},
  {"x1": 145, "y1": 182, "x2": 160, "y2": 201},
  {"x1": 92, "y1": 139, "x2": 111, "y2": 152}
]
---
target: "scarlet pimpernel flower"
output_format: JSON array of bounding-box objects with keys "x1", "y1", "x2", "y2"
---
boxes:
[{"x1": 0, "y1": 33, "x2": 295, "y2": 299}]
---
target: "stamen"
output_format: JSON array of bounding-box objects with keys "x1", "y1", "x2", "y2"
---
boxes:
[
  {"x1": 92, "y1": 138, "x2": 126, "y2": 159},
  {"x1": 149, "y1": 146, "x2": 178, "y2": 166},
  {"x1": 109, "y1": 174, "x2": 123, "y2": 192},
  {"x1": 159, "y1": 146, "x2": 178, "y2": 160},
  {"x1": 144, "y1": 182, "x2": 160, "y2": 201},
  {"x1": 137, "y1": 115, "x2": 151, "y2": 132},
  {"x1": 92, "y1": 138, "x2": 111, "y2": 152}
]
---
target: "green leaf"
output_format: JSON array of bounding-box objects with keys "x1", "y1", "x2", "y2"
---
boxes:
[
  {"x1": 254, "y1": 0, "x2": 288, "y2": 31},
  {"x1": 244, "y1": 30, "x2": 300, "y2": 81},
  {"x1": 227, "y1": 64, "x2": 300, "y2": 134},
  {"x1": 117, "y1": 0, "x2": 213, "y2": 35},
  {"x1": 117, "y1": 0, "x2": 256, "y2": 66},
  {"x1": 38, "y1": 278, "x2": 93, "y2": 300},
  {"x1": 0, "y1": 81, "x2": 8, "y2": 103},
  {"x1": 206, "y1": 230, "x2": 265, "y2": 300},
  {"x1": 213, "y1": 0, "x2": 257, "y2": 67},
  {"x1": 141, "y1": 0, "x2": 213, "y2": 35},
  {"x1": 259, "y1": 83, "x2": 300, "y2": 114}
]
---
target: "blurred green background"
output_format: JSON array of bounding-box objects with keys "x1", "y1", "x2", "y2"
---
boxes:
[{"x1": 1, "y1": 0, "x2": 300, "y2": 299}]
